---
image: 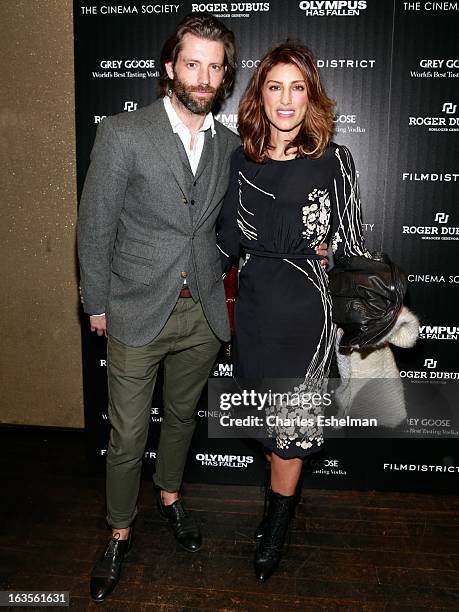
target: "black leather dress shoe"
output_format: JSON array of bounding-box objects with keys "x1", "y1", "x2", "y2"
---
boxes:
[
  {"x1": 90, "y1": 531, "x2": 132, "y2": 601},
  {"x1": 157, "y1": 496, "x2": 201, "y2": 552}
]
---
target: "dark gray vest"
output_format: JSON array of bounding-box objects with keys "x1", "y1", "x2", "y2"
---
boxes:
[{"x1": 173, "y1": 130, "x2": 216, "y2": 299}]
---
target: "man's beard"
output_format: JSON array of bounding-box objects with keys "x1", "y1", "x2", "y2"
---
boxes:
[{"x1": 172, "y1": 76, "x2": 221, "y2": 114}]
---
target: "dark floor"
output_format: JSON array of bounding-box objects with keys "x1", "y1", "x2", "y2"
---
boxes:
[{"x1": 1, "y1": 428, "x2": 459, "y2": 611}]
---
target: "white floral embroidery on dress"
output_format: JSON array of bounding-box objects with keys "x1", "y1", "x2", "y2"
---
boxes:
[
  {"x1": 302, "y1": 188, "x2": 331, "y2": 247},
  {"x1": 331, "y1": 231, "x2": 343, "y2": 253},
  {"x1": 264, "y1": 380, "x2": 326, "y2": 452}
]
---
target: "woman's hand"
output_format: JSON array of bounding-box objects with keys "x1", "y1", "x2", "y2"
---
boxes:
[{"x1": 316, "y1": 242, "x2": 329, "y2": 269}]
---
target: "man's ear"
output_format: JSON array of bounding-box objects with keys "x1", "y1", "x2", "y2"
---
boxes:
[{"x1": 165, "y1": 61, "x2": 174, "y2": 81}]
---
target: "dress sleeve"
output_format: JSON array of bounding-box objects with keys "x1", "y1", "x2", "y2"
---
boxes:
[
  {"x1": 216, "y1": 146, "x2": 243, "y2": 273},
  {"x1": 329, "y1": 145, "x2": 371, "y2": 259}
]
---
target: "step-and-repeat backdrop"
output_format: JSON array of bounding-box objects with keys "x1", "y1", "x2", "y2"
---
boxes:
[{"x1": 74, "y1": 0, "x2": 458, "y2": 493}]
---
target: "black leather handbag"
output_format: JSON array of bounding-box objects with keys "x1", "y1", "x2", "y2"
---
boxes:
[{"x1": 328, "y1": 252, "x2": 407, "y2": 351}]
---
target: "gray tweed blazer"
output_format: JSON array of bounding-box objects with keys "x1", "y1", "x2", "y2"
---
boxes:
[{"x1": 77, "y1": 98, "x2": 240, "y2": 346}]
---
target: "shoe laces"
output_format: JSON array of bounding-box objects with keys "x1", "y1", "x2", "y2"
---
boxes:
[
  {"x1": 173, "y1": 502, "x2": 187, "y2": 521},
  {"x1": 106, "y1": 537, "x2": 119, "y2": 555},
  {"x1": 172, "y1": 502, "x2": 198, "y2": 535},
  {"x1": 100, "y1": 534, "x2": 124, "y2": 566}
]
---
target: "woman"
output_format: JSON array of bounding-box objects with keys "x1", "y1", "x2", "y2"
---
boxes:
[{"x1": 217, "y1": 42, "x2": 370, "y2": 582}]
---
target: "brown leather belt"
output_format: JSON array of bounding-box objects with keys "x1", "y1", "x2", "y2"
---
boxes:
[{"x1": 179, "y1": 287, "x2": 193, "y2": 298}]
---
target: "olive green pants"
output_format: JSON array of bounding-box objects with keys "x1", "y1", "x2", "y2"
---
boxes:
[{"x1": 105, "y1": 298, "x2": 221, "y2": 528}]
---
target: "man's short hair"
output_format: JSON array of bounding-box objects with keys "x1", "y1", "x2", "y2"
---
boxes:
[{"x1": 159, "y1": 13, "x2": 236, "y2": 100}]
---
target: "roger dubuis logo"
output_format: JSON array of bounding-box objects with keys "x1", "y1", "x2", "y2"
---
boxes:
[
  {"x1": 435, "y1": 212, "x2": 449, "y2": 223},
  {"x1": 442, "y1": 102, "x2": 457, "y2": 114},
  {"x1": 124, "y1": 101, "x2": 138, "y2": 112}
]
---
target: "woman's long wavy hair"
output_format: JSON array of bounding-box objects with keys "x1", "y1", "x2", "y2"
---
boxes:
[{"x1": 238, "y1": 42, "x2": 335, "y2": 162}]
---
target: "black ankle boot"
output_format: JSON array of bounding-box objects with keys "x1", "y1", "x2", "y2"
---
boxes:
[
  {"x1": 254, "y1": 491, "x2": 295, "y2": 582},
  {"x1": 254, "y1": 464, "x2": 303, "y2": 541}
]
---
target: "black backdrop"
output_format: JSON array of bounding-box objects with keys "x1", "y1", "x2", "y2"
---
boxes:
[{"x1": 74, "y1": 0, "x2": 459, "y2": 493}]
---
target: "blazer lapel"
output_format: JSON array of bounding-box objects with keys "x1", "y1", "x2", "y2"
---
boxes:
[
  {"x1": 173, "y1": 134, "x2": 194, "y2": 179},
  {"x1": 194, "y1": 129, "x2": 214, "y2": 182},
  {"x1": 194, "y1": 130, "x2": 222, "y2": 228},
  {"x1": 141, "y1": 99, "x2": 189, "y2": 198}
]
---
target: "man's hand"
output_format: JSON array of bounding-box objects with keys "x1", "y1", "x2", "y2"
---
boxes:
[
  {"x1": 89, "y1": 314, "x2": 107, "y2": 337},
  {"x1": 315, "y1": 242, "x2": 329, "y2": 268}
]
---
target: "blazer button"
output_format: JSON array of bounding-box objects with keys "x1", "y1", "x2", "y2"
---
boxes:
[
  {"x1": 190, "y1": 199, "x2": 195, "y2": 205},
  {"x1": 181, "y1": 271, "x2": 188, "y2": 279}
]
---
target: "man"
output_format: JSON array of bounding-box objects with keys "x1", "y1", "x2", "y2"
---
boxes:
[{"x1": 78, "y1": 14, "x2": 239, "y2": 601}]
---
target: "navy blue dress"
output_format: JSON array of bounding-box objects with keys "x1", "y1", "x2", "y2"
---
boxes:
[{"x1": 217, "y1": 143, "x2": 369, "y2": 458}]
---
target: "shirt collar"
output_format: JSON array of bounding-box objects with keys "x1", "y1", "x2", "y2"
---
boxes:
[{"x1": 163, "y1": 95, "x2": 215, "y2": 138}]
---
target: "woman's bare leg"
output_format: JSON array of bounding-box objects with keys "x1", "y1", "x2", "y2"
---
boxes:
[{"x1": 270, "y1": 453, "x2": 302, "y2": 496}]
